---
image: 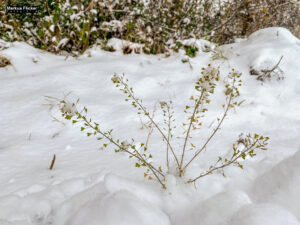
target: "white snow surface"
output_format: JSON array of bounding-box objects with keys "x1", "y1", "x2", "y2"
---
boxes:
[{"x1": 0, "y1": 27, "x2": 300, "y2": 225}]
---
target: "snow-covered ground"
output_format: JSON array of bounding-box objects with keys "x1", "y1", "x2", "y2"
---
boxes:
[{"x1": 0, "y1": 27, "x2": 300, "y2": 225}]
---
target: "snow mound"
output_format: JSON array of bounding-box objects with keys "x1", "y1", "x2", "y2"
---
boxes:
[
  {"x1": 0, "y1": 220, "x2": 25, "y2": 225},
  {"x1": 54, "y1": 182, "x2": 107, "y2": 225},
  {"x1": 53, "y1": 175, "x2": 169, "y2": 225},
  {"x1": 229, "y1": 203, "x2": 300, "y2": 225},
  {"x1": 247, "y1": 27, "x2": 300, "y2": 45},
  {"x1": 173, "y1": 189, "x2": 251, "y2": 225},
  {"x1": 221, "y1": 27, "x2": 300, "y2": 74},
  {"x1": 249, "y1": 147, "x2": 300, "y2": 220},
  {"x1": 69, "y1": 190, "x2": 170, "y2": 225},
  {"x1": 0, "y1": 194, "x2": 52, "y2": 225},
  {"x1": 104, "y1": 174, "x2": 163, "y2": 207}
]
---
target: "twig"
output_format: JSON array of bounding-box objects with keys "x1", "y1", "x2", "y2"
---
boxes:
[
  {"x1": 84, "y1": 0, "x2": 95, "y2": 12},
  {"x1": 258, "y1": 56, "x2": 283, "y2": 81},
  {"x1": 49, "y1": 154, "x2": 56, "y2": 170},
  {"x1": 145, "y1": 125, "x2": 154, "y2": 150},
  {"x1": 183, "y1": 92, "x2": 233, "y2": 172},
  {"x1": 179, "y1": 90, "x2": 205, "y2": 175},
  {"x1": 165, "y1": 103, "x2": 173, "y2": 172},
  {"x1": 207, "y1": 2, "x2": 245, "y2": 35},
  {"x1": 188, "y1": 139, "x2": 258, "y2": 183},
  {"x1": 81, "y1": 115, "x2": 166, "y2": 188},
  {"x1": 81, "y1": 21, "x2": 91, "y2": 54},
  {"x1": 261, "y1": 56, "x2": 283, "y2": 73},
  {"x1": 144, "y1": 105, "x2": 157, "y2": 150},
  {"x1": 274, "y1": 2, "x2": 294, "y2": 9},
  {"x1": 122, "y1": 83, "x2": 181, "y2": 171}
]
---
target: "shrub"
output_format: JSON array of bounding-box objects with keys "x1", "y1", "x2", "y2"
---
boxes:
[
  {"x1": 53, "y1": 65, "x2": 269, "y2": 189},
  {"x1": 0, "y1": 0, "x2": 228, "y2": 55},
  {"x1": 2, "y1": 0, "x2": 298, "y2": 54},
  {"x1": 185, "y1": 46, "x2": 197, "y2": 57},
  {"x1": 211, "y1": 0, "x2": 300, "y2": 44}
]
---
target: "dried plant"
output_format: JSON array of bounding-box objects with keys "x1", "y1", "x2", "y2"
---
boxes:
[
  {"x1": 250, "y1": 56, "x2": 284, "y2": 82},
  {"x1": 54, "y1": 65, "x2": 269, "y2": 188},
  {"x1": 0, "y1": 54, "x2": 11, "y2": 68}
]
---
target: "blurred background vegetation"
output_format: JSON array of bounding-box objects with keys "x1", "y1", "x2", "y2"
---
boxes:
[{"x1": 1, "y1": 0, "x2": 299, "y2": 55}]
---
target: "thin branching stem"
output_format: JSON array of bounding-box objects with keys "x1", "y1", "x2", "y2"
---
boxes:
[
  {"x1": 144, "y1": 106, "x2": 156, "y2": 150},
  {"x1": 183, "y1": 93, "x2": 233, "y2": 172},
  {"x1": 83, "y1": 115, "x2": 164, "y2": 177},
  {"x1": 81, "y1": 115, "x2": 165, "y2": 188},
  {"x1": 179, "y1": 90, "x2": 205, "y2": 175},
  {"x1": 122, "y1": 83, "x2": 181, "y2": 170},
  {"x1": 188, "y1": 139, "x2": 259, "y2": 183},
  {"x1": 259, "y1": 56, "x2": 283, "y2": 81},
  {"x1": 166, "y1": 104, "x2": 172, "y2": 172},
  {"x1": 133, "y1": 146, "x2": 166, "y2": 189}
]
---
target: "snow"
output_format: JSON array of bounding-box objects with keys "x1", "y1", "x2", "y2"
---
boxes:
[
  {"x1": 249, "y1": 148, "x2": 300, "y2": 220},
  {"x1": 49, "y1": 25, "x2": 55, "y2": 33},
  {"x1": 69, "y1": 189, "x2": 170, "y2": 225},
  {"x1": 57, "y1": 38, "x2": 70, "y2": 49},
  {"x1": 181, "y1": 38, "x2": 215, "y2": 52},
  {"x1": 230, "y1": 204, "x2": 300, "y2": 225},
  {"x1": 0, "y1": 27, "x2": 300, "y2": 225},
  {"x1": 173, "y1": 189, "x2": 251, "y2": 225}
]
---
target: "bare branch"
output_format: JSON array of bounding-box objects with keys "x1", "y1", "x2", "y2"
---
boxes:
[{"x1": 257, "y1": 56, "x2": 283, "y2": 81}]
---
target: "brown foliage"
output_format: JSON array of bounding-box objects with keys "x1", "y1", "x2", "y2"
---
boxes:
[
  {"x1": 0, "y1": 55, "x2": 11, "y2": 68},
  {"x1": 213, "y1": 0, "x2": 300, "y2": 44}
]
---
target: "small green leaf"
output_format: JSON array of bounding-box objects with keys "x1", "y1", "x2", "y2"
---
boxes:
[
  {"x1": 37, "y1": 28, "x2": 44, "y2": 37},
  {"x1": 159, "y1": 166, "x2": 162, "y2": 172},
  {"x1": 241, "y1": 153, "x2": 246, "y2": 159},
  {"x1": 53, "y1": 13, "x2": 60, "y2": 23},
  {"x1": 65, "y1": 115, "x2": 72, "y2": 120}
]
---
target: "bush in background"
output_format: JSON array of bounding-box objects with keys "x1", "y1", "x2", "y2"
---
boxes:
[
  {"x1": 0, "y1": 0, "x2": 299, "y2": 55},
  {"x1": 0, "y1": 0, "x2": 224, "y2": 55},
  {"x1": 212, "y1": 0, "x2": 300, "y2": 44}
]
